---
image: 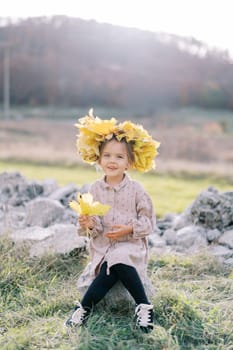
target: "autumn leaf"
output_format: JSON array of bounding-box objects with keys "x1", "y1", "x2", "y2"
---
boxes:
[{"x1": 69, "y1": 192, "x2": 111, "y2": 216}]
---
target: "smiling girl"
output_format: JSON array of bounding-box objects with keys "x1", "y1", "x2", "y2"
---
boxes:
[{"x1": 65, "y1": 111, "x2": 160, "y2": 333}]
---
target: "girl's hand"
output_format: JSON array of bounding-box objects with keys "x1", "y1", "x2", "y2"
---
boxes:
[
  {"x1": 105, "y1": 224, "x2": 133, "y2": 241},
  {"x1": 78, "y1": 214, "x2": 94, "y2": 230}
]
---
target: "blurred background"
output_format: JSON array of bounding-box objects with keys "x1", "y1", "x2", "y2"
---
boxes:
[{"x1": 0, "y1": 0, "x2": 233, "y2": 179}]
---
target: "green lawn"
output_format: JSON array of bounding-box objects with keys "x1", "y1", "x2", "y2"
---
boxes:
[
  {"x1": 0, "y1": 237, "x2": 232, "y2": 350},
  {"x1": 1, "y1": 161, "x2": 232, "y2": 218},
  {"x1": 1, "y1": 160, "x2": 233, "y2": 349}
]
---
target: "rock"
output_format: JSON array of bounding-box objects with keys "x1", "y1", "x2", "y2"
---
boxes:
[
  {"x1": 48, "y1": 183, "x2": 90, "y2": 208},
  {"x1": 0, "y1": 172, "x2": 27, "y2": 205},
  {"x1": 2, "y1": 206, "x2": 26, "y2": 230},
  {"x1": 190, "y1": 187, "x2": 233, "y2": 231},
  {"x1": 79, "y1": 183, "x2": 91, "y2": 194},
  {"x1": 12, "y1": 226, "x2": 53, "y2": 241},
  {"x1": 29, "y1": 224, "x2": 88, "y2": 257},
  {"x1": 163, "y1": 228, "x2": 177, "y2": 245},
  {"x1": 224, "y1": 258, "x2": 233, "y2": 265},
  {"x1": 11, "y1": 224, "x2": 87, "y2": 257},
  {"x1": 49, "y1": 183, "x2": 78, "y2": 206},
  {"x1": 0, "y1": 171, "x2": 26, "y2": 189},
  {"x1": 157, "y1": 213, "x2": 177, "y2": 232},
  {"x1": 1, "y1": 172, "x2": 233, "y2": 268},
  {"x1": 207, "y1": 245, "x2": 233, "y2": 259},
  {"x1": 40, "y1": 179, "x2": 58, "y2": 196},
  {"x1": 148, "y1": 233, "x2": 166, "y2": 248},
  {"x1": 10, "y1": 181, "x2": 44, "y2": 206},
  {"x1": 219, "y1": 229, "x2": 233, "y2": 249},
  {"x1": 25, "y1": 198, "x2": 65, "y2": 227},
  {"x1": 170, "y1": 187, "x2": 233, "y2": 234},
  {"x1": 172, "y1": 208, "x2": 192, "y2": 231},
  {"x1": 175, "y1": 225, "x2": 207, "y2": 252},
  {"x1": 206, "y1": 228, "x2": 222, "y2": 242},
  {"x1": 0, "y1": 171, "x2": 44, "y2": 207}
]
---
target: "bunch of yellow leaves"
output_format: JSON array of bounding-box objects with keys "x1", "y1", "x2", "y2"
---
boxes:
[
  {"x1": 116, "y1": 121, "x2": 160, "y2": 172},
  {"x1": 75, "y1": 109, "x2": 118, "y2": 163},
  {"x1": 75, "y1": 109, "x2": 160, "y2": 172},
  {"x1": 69, "y1": 192, "x2": 111, "y2": 216}
]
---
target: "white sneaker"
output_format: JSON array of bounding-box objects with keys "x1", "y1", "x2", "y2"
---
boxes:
[
  {"x1": 135, "y1": 303, "x2": 154, "y2": 332},
  {"x1": 64, "y1": 301, "x2": 88, "y2": 328}
]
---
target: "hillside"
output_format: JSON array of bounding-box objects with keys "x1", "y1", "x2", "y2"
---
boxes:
[{"x1": 0, "y1": 16, "x2": 233, "y2": 111}]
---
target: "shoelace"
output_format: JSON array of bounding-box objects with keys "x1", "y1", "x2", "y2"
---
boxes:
[
  {"x1": 71, "y1": 301, "x2": 87, "y2": 324},
  {"x1": 135, "y1": 304, "x2": 153, "y2": 327}
]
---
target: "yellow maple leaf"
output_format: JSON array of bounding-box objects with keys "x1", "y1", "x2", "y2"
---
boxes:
[{"x1": 69, "y1": 192, "x2": 111, "y2": 216}]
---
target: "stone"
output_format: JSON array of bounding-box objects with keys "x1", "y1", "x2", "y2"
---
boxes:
[
  {"x1": 206, "y1": 229, "x2": 222, "y2": 243},
  {"x1": 10, "y1": 224, "x2": 87, "y2": 257},
  {"x1": 190, "y1": 187, "x2": 233, "y2": 231},
  {"x1": 156, "y1": 213, "x2": 177, "y2": 232},
  {"x1": 0, "y1": 172, "x2": 27, "y2": 205},
  {"x1": 12, "y1": 226, "x2": 53, "y2": 241},
  {"x1": 172, "y1": 208, "x2": 192, "y2": 231},
  {"x1": 163, "y1": 228, "x2": 177, "y2": 245},
  {"x1": 224, "y1": 258, "x2": 233, "y2": 265},
  {"x1": 29, "y1": 224, "x2": 88, "y2": 257},
  {"x1": 207, "y1": 245, "x2": 233, "y2": 259},
  {"x1": 1, "y1": 172, "x2": 233, "y2": 269},
  {"x1": 219, "y1": 229, "x2": 233, "y2": 249},
  {"x1": 39, "y1": 179, "x2": 58, "y2": 196},
  {"x1": 2, "y1": 206, "x2": 26, "y2": 230},
  {"x1": 25, "y1": 198, "x2": 65, "y2": 227},
  {"x1": 0, "y1": 171, "x2": 44, "y2": 207},
  {"x1": 175, "y1": 225, "x2": 207, "y2": 250},
  {"x1": 49, "y1": 183, "x2": 78, "y2": 205},
  {"x1": 148, "y1": 233, "x2": 166, "y2": 248}
]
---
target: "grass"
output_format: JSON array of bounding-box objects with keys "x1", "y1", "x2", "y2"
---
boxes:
[
  {"x1": 1, "y1": 107, "x2": 233, "y2": 348},
  {"x1": 0, "y1": 160, "x2": 232, "y2": 218},
  {"x1": 0, "y1": 236, "x2": 233, "y2": 349}
]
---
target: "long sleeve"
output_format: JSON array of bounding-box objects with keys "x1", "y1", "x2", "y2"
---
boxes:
[
  {"x1": 131, "y1": 190, "x2": 156, "y2": 239},
  {"x1": 77, "y1": 182, "x2": 104, "y2": 238}
]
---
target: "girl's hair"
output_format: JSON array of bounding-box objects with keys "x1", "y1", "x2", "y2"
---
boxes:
[{"x1": 99, "y1": 136, "x2": 135, "y2": 165}]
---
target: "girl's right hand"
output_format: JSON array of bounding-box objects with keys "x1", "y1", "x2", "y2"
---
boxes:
[{"x1": 78, "y1": 214, "x2": 94, "y2": 230}]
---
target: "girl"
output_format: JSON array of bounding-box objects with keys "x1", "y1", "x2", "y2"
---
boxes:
[{"x1": 65, "y1": 111, "x2": 160, "y2": 333}]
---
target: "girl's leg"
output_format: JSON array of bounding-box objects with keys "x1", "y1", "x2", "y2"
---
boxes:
[
  {"x1": 81, "y1": 262, "x2": 118, "y2": 310},
  {"x1": 65, "y1": 262, "x2": 118, "y2": 327},
  {"x1": 111, "y1": 263, "x2": 154, "y2": 332},
  {"x1": 111, "y1": 263, "x2": 149, "y2": 304}
]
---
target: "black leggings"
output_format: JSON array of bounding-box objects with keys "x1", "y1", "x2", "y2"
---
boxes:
[{"x1": 81, "y1": 262, "x2": 149, "y2": 310}]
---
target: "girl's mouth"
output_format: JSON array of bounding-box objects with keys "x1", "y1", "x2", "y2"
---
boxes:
[{"x1": 108, "y1": 166, "x2": 117, "y2": 170}]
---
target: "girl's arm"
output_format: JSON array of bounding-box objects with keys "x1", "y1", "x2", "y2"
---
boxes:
[
  {"x1": 105, "y1": 190, "x2": 156, "y2": 240},
  {"x1": 131, "y1": 191, "x2": 156, "y2": 239}
]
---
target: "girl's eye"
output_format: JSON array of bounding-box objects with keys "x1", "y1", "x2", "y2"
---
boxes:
[{"x1": 117, "y1": 155, "x2": 123, "y2": 159}]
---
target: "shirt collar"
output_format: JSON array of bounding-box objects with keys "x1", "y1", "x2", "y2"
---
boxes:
[{"x1": 100, "y1": 173, "x2": 130, "y2": 191}]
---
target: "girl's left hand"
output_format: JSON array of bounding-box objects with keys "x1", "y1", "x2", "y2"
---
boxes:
[{"x1": 105, "y1": 224, "x2": 133, "y2": 240}]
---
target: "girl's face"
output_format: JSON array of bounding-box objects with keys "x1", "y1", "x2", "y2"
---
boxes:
[{"x1": 99, "y1": 139, "x2": 130, "y2": 183}]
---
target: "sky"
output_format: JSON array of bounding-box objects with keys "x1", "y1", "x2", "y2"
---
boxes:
[{"x1": 1, "y1": 0, "x2": 233, "y2": 55}]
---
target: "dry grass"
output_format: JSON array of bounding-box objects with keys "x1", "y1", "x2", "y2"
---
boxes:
[
  {"x1": 1, "y1": 116, "x2": 233, "y2": 179},
  {"x1": 1, "y1": 237, "x2": 233, "y2": 350}
]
